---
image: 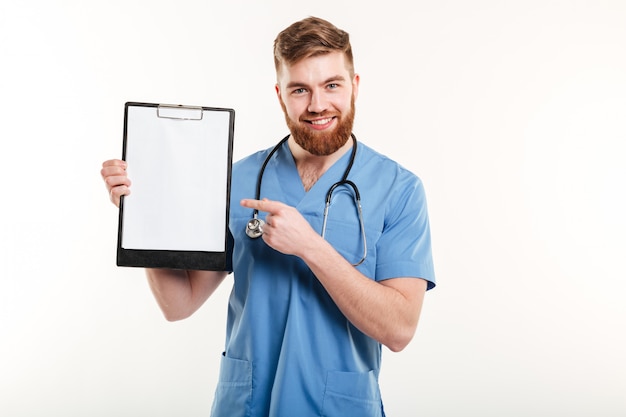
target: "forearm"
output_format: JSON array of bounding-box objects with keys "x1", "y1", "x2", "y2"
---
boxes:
[
  {"x1": 300, "y1": 237, "x2": 426, "y2": 352},
  {"x1": 146, "y1": 268, "x2": 227, "y2": 321}
]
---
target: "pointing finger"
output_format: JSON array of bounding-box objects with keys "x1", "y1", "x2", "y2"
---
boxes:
[{"x1": 240, "y1": 198, "x2": 280, "y2": 213}]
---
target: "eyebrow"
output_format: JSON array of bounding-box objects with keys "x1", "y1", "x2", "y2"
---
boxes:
[{"x1": 286, "y1": 75, "x2": 347, "y2": 89}]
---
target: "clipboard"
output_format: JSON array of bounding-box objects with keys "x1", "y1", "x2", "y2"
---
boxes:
[{"x1": 117, "y1": 102, "x2": 235, "y2": 271}]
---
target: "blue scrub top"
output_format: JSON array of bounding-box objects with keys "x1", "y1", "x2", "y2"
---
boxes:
[{"x1": 211, "y1": 139, "x2": 435, "y2": 417}]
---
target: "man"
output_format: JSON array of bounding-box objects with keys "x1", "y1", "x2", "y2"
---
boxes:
[{"x1": 101, "y1": 16, "x2": 435, "y2": 417}]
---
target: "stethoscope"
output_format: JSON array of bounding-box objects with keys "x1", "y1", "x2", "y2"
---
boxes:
[{"x1": 245, "y1": 133, "x2": 367, "y2": 266}]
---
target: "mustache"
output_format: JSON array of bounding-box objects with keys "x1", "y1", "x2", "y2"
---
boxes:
[{"x1": 301, "y1": 112, "x2": 338, "y2": 121}]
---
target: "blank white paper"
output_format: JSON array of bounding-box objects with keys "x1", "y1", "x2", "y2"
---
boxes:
[{"x1": 121, "y1": 105, "x2": 230, "y2": 251}]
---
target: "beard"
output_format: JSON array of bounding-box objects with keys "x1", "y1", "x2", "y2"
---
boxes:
[{"x1": 281, "y1": 96, "x2": 356, "y2": 156}]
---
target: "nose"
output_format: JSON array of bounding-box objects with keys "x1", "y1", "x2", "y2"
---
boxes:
[{"x1": 307, "y1": 89, "x2": 328, "y2": 114}]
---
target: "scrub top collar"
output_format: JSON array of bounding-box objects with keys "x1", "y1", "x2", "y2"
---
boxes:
[{"x1": 270, "y1": 138, "x2": 359, "y2": 208}]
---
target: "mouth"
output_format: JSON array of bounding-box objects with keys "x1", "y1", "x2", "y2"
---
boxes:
[{"x1": 306, "y1": 116, "x2": 336, "y2": 129}]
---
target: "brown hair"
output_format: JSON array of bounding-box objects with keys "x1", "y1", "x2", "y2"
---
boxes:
[{"x1": 273, "y1": 16, "x2": 354, "y2": 77}]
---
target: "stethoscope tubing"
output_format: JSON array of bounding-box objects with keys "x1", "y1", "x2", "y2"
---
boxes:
[{"x1": 321, "y1": 178, "x2": 367, "y2": 266}]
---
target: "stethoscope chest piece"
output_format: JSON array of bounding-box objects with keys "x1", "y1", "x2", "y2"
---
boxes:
[{"x1": 246, "y1": 217, "x2": 265, "y2": 239}]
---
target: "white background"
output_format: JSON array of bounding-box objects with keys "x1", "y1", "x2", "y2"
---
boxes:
[{"x1": 1, "y1": 1, "x2": 624, "y2": 416}]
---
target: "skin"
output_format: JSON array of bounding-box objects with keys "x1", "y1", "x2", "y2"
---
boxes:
[{"x1": 101, "y1": 51, "x2": 427, "y2": 352}]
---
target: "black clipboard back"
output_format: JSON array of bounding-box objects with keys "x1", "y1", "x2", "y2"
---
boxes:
[{"x1": 116, "y1": 102, "x2": 234, "y2": 271}]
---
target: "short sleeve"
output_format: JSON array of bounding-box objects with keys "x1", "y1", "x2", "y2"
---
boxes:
[{"x1": 375, "y1": 174, "x2": 436, "y2": 290}]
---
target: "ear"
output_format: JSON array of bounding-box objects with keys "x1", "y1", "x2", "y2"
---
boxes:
[
  {"x1": 352, "y1": 74, "x2": 360, "y2": 101},
  {"x1": 275, "y1": 83, "x2": 285, "y2": 106}
]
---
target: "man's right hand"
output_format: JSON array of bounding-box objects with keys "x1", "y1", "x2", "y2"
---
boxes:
[{"x1": 100, "y1": 159, "x2": 131, "y2": 208}]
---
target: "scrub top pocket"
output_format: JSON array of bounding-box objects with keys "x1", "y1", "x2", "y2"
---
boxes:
[
  {"x1": 321, "y1": 369, "x2": 383, "y2": 417},
  {"x1": 211, "y1": 353, "x2": 252, "y2": 417}
]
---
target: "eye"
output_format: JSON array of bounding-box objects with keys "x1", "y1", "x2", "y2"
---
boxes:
[
  {"x1": 292, "y1": 87, "x2": 307, "y2": 95},
  {"x1": 327, "y1": 83, "x2": 339, "y2": 89}
]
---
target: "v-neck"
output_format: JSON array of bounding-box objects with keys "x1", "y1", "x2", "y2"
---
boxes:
[{"x1": 265, "y1": 140, "x2": 356, "y2": 211}]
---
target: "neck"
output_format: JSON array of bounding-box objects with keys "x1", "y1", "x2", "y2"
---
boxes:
[{"x1": 288, "y1": 136, "x2": 353, "y2": 192}]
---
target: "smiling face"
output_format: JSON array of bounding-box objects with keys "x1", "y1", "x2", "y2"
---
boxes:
[{"x1": 276, "y1": 51, "x2": 360, "y2": 156}]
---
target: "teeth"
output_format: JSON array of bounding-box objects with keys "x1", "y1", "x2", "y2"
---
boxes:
[{"x1": 311, "y1": 118, "x2": 332, "y2": 125}]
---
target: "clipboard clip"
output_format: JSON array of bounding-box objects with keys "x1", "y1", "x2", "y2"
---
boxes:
[{"x1": 157, "y1": 104, "x2": 204, "y2": 121}]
